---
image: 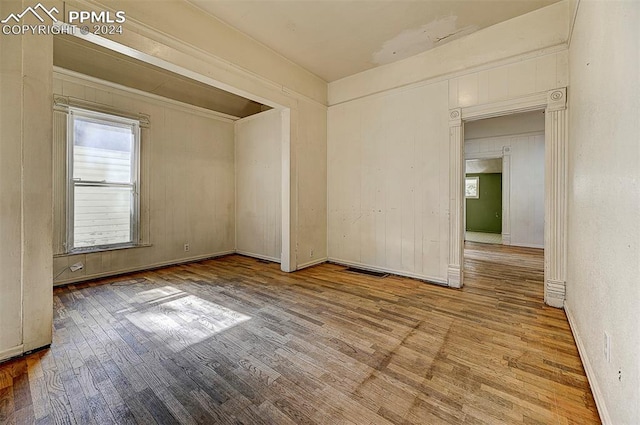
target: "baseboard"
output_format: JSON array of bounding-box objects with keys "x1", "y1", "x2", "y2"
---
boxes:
[
  {"x1": 447, "y1": 265, "x2": 462, "y2": 288},
  {"x1": 297, "y1": 257, "x2": 327, "y2": 270},
  {"x1": 0, "y1": 345, "x2": 24, "y2": 363},
  {"x1": 53, "y1": 250, "x2": 236, "y2": 286},
  {"x1": 564, "y1": 301, "x2": 611, "y2": 425},
  {"x1": 510, "y1": 242, "x2": 544, "y2": 249},
  {"x1": 327, "y1": 257, "x2": 447, "y2": 286},
  {"x1": 235, "y1": 251, "x2": 281, "y2": 263}
]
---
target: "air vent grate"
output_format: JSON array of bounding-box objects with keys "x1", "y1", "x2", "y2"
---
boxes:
[{"x1": 344, "y1": 267, "x2": 389, "y2": 278}]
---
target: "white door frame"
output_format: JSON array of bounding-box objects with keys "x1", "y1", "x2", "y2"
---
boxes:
[{"x1": 448, "y1": 88, "x2": 568, "y2": 308}]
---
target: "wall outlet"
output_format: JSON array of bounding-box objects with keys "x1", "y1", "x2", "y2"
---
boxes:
[
  {"x1": 309, "y1": 248, "x2": 314, "y2": 258},
  {"x1": 604, "y1": 332, "x2": 611, "y2": 363},
  {"x1": 184, "y1": 243, "x2": 190, "y2": 252}
]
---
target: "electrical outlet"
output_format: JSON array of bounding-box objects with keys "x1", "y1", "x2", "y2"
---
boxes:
[
  {"x1": 604, "y1": 332, "x2": 611, "y2": 363},
  {"x1": 184, "y1": 243, "x2": 190, "y2": 252},
  {"x1": 70, "y1": 262, "x2": 84, "y2": 272},
  {"x1": 309, "y1": 249, "x2": 314, "y2": 258}
]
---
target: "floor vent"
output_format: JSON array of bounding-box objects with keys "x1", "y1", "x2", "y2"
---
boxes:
[{"x1": 344, "y1": 267, "x2": 389, "y2": 278}]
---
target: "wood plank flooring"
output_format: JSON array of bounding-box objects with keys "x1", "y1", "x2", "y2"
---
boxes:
[{"x1": 0, "y1": 246, "x2": 600, "y2": 424}]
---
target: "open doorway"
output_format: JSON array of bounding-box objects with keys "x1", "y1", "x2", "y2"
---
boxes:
[
  {"x1": 51, "y1": 32, "x2": 295, "y2": 289},
  {"x1": 447, "y1": 87, "x2": 568, "y2": 306},
  {"x1": 462, "y1": 111, "x2": 545, "y2": 298},
  {"x1": 463, "y1": 111, "x2": 545, "y2": 249},
  {"x1": 464, "y1": 158, "x2": 503, "y2": 244}
]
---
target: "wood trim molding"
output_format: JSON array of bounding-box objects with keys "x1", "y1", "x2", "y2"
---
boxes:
[
  {"x1": 296, "y1": 257, "x2": 328, "y2": 270},
  {"x1": 564, "y1": 301, "x2": 611, "y2": 424},
  {"x1": 328, "y1": 258, "x2": 448, "y2": 286},
  {"x1": 464, "y1": 130, "x2": 544, "y2": 145},
  {"x1": 448, "y1": 108, "x2": 464, "y2": 288},
  {"x1": 544, "y1": 87, "x2": 568, "y2": 307},
  {"x1": 53, "y1": 94, "x2": 151, "y2": 128},
  {"x1": 501, "y1": 146, "x2": 512, "y2": 246},
  {"x1": 449, "y1": 88, "x2": 568, "y2": 306},
  {"x1": 0, "y1": 345, "x2": 24, "y2": 363},
  {"x1": 53, "y1": 250, "x2": 236, "y2": 286},
  {"x1": 463, "y1": 92, "x2": 548, "y2": 121}
]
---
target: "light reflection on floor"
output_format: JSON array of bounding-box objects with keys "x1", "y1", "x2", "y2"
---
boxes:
[{"x1": 126, "y1": 286, "x2": 251, "y2": 351}]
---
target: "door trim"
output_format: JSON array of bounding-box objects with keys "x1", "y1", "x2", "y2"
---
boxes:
[{"x1": 448, "y1": 88, "x2": 568, "y2": 308}]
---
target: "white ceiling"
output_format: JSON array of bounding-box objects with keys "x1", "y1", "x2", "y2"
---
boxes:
[{"x1": 186, "y1": 0, "x2": 561, "y2": 82}]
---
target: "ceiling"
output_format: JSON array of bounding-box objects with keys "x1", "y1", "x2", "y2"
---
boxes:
[
  {"x1": 466, "y1": 158, "x2": 503, "y2": 174},
  {"x1": 186, "y1": 0, "x2": 561, "y2": 82},
  {"x1": 53, "y1": 35, "x2": 266, "y2": 118}
]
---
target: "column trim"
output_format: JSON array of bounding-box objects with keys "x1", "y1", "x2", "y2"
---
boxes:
[{"x1": 448, "y1": 108, "x2": 463, "y2": 288}]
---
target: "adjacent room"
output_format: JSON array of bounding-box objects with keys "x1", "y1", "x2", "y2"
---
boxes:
[
  {"x1": 0, "y1": 0, "x2": 638, "y2": 424},
  {"x1": 463, "y1": 111, "x2": 546, "y2": 302}
]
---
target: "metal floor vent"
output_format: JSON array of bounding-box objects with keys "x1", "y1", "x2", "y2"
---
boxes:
[{"x1": 344, "y1": 267, "x2": 389, "y2": 278}]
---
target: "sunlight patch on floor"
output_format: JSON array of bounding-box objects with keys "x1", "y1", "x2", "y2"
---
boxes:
[
  {"x1": 465, "y1": 231, "x2": 502, "y2": 244},
  {"x1": 126, "y1": 294, "x2": 251, "y2": 351}
]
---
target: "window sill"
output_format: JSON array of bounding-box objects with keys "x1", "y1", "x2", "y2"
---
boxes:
[{"x1": 54, "y1": 243, "x2": 152, "y2": 258}]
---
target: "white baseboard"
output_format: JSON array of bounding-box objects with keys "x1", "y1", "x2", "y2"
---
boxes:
[
  {"x1": 0, "y1": 345, "x2": 24, "y2": 363},
  {"x1": 564, "y1": 301, "x2": 611, "y2": 425},
  {"x1": 448, "y1": 265, "x2": 462, "y2": 288},
  {"x1": 510, "y1": 242, "x2": 544, "y2": 249},
  {"x1": 297, "y1": 257, "x2": 327, "y2": 270},
  {"x1": 235, "y1": 251, "x2": 281, "y2": 263},
  {"x1": 53, "y1": 250, "x2": 236, "y2": 286},
  {"x1": 327, "y1": 257, "x2": 447, "y2": 286}
]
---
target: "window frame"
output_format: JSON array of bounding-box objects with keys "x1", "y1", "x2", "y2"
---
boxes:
[
  {"x1": 66, "y1": 107, "x2": 141, "y2": 253},
  {"x1": 465, "y1": 176, "x2": 480, "y2": 199}
]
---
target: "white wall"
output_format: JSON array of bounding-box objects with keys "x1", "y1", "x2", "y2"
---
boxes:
[
  {"x1": 465, "y1": 133, "x2": 545, "y2": 248},
  {"x1": 464, "y1": 110, "x2": 545, "y2": 139},
  {"x1": 0, "y1": 3, "x2": 53, "y2": 361},
  {"x1": 328, "y1": 82, "x2": 450, "y2": 282},
  {"x1": 235, "y1": 109, "x2": 282, "y2": 262},
  {"x1": 566, "y1": 1, "x2": 640, "y2": 424},
  {"x1": 52, "y1": 71, "x2": 236, "y2": 284},
  {"x1": 295, "y1": 102, "x2": 328, "y2": 269},
  {"x1": 327, "y1": 1, "x2": 568, "y2": 282}
]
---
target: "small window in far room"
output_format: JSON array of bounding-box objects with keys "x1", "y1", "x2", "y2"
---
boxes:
[
  {"x1": 465, "y1": 176, "x2": 479, "y2": 199},
  {"x1": 67, "y1": 108, "x2": 140, "y2": 252}
]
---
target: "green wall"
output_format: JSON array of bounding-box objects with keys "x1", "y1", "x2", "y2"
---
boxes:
[{"x1": 466, "y1": 173, "x2": 502, "y2": 233}]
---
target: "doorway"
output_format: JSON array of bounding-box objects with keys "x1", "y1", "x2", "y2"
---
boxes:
[
  {"x1": 447, "y1": 88, "x2": 568, "y2": 307},
  {"x1": 464, "y1": 158, "x2": 503, "y2": 245},
  {"x1": 462, "y1": 112, "x2": 545, "y2": 299},
  {"x1": 51, "y1": 30, "x2": 295, "y2": 277}
]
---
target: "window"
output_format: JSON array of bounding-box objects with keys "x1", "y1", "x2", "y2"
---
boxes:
[
  {"x1": 465, "y1": 176, "x2": 479, "y2": 199},
  {"x1": 67, "y1": 108, "x2": 140, "y2": 251}
]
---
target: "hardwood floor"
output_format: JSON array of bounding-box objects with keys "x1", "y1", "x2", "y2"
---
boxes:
[{"x1": 0, "y1": 247, "x2": 600, "y2": 424}]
